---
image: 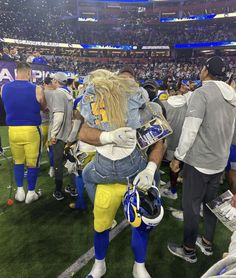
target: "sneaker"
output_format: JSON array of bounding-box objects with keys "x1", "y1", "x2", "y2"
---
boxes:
[
  {"x1": 167, "y1": 243, "x2": 197, "y2": 263},
  {"x1": 171, "y1": 210, "x2": 184, "y2": 221},
  {"x1": 196, "y1": 236, "x2": 213, "y2": 256},
  {"x1": 159, "y1": 169, "x2": 165, "y2": 175},
  {"x1": 25, "y1": 190, "x2": 42, "y2": 204},
  {"x1": 65, "y1": 185, "x2": 78, "y2": 197},
  {"x1": 53, "y1": 191, "x2": 65, "y2": 201},
  {"x1": 87, "y1": 259, "x2": 106, "y2": 278},
  {"x1": 161, "y1": 188, "x2": 178, "y2": 200},
  {"x1": 133, "y1": 262, "x2": 151, "y2": 278},
  {"x1": 159, "y1": 180, "x2": 166, "y2": 186},
  {"x1": 48, "y1": 167, "x2": 55, "y2": 178},
  {"x1": 15, "y1": 187, "x2": 26, "y2": 202}
]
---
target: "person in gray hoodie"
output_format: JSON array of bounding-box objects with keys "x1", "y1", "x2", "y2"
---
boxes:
[
  {"x1": 161, "y1": 91, "x2": 193, "y2": 199},
  {"x1": 167, "y1": 56, "x2": 236, "y2": 263}
]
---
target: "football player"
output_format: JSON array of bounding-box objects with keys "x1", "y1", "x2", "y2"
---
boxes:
[{"x1": 1, "y1": 62, "x2": 46, "y2": 204}]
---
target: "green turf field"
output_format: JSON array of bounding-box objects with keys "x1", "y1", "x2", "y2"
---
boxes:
[{"x1": 0, "y1": 126, "x2": 231, "y2": 278}]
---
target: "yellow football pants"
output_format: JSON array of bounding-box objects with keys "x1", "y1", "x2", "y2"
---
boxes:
[
  {"x1": 94, "y1": 183, "x2": 127, "y2": 232},
  {"x1": 9, "y1": 126, "x2": 42, "y2": 167}
]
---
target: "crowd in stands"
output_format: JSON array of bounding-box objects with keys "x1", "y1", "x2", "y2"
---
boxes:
[
  {"x1": 1, "y1": 44, "x2": 236, "y2": 81},
  {"x1": 0, "y1": 0, "x2": 236, "y2": 46}
]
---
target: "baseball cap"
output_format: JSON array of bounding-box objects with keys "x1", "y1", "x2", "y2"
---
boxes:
[
  {"x1": 205, "y1": 56, "x2": 226, "y2": 77},
  {"x1": 143, "y1": 79, "x2": 158, "y2": 90},
  {"x1": 53, "y1": 72, "x2": 68, "y2": 85},
  {"x1": 119, "y1": 66, "x2": 135, "y2": 77}
]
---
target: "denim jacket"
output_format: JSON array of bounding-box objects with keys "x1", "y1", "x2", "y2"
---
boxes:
[{"x1": 79, "y1": 85, "x2": 149, "y2": 131}]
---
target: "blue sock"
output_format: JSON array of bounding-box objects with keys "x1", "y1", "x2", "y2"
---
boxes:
[
  {"x1": 131, "y1": 227, "x2": 149, "y2": 263},
  {"x1": 94, "y1": 230, "x2": 109, "y2": 260},
  {"x1": 14, "y1": 164, "x2": 24, "y2": 187},
  {"x1": 27, "y1": 167, "x2": 39, "y2": 191},
  {"x1": 171, "y1": 187, "x2": 177, "y2": 194},
  {"x1": 75, "y1": 175, "x2": 87, "y2": 209},
  {"x1": 48, "y1": 146, "x2": 54, "y2": 167}
]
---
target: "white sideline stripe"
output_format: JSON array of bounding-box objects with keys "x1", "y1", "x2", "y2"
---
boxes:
[{"x1": 57, "y1": 219, "x2": 129, "y2": 278}]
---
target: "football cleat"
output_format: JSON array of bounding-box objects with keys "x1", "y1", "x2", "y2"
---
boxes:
[
  {"x1": 25, "y1": 190, "x2": 42, "y2": 204},
  {"x1": 86, "y1": 259, "x2": 106, "y2": 278},
  {"x1": 133, "y1": 262, "x2": 151, "y2": 278},
  {"x1": 15, "y1": 187, "x2": 26, "y2": 202}
]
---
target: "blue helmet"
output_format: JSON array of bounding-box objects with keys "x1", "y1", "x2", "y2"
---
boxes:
[{"x1": 123, "y1": 185, "x2": 164, "y2": 231}]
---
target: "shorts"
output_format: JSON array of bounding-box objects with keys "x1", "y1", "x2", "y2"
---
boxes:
[{"x1": 9, "y1": 126, "x2": 42, "y2": 167}]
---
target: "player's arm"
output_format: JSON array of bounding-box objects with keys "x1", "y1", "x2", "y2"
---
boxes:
[
  {"x1": 36, "y1": 86, "x2": 47, "y2": 111},
  {"x1": 133, "y1": 140, "x2": 166, "y2": 190},
  {"x1": 79, "y1": 122, "x2": 103, "y2": 146},
  {"x1": 148, "y1": 140, "x2": 166, "y2": 168},
  {"x1": 79, "y1": 122, "x2": 136, "y2": 147}
]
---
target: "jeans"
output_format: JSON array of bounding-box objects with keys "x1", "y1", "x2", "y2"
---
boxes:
[
  {"x1": 182, "y1": 164, "x2": 222, "y2": 248},
  {"x1": 52, "y1": 140, "x2": 65, "y2": 191},
  {"x1": 83, "y1": 148, "x2": 148, "y2": 203}
]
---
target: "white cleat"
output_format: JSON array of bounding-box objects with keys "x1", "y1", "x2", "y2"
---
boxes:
[
  {"x1": 133, "y1": 262, "x2": 151, "y2": 278},
  {"x1": 171, "y1": 210, "x2": 184, "y2": 221},
  {"x1": 159, "y1": 181, "x2": 170, "y2": 194},
  {"x1": 86, "y1": 259, "x2": 106, "y2": 278},
  {"x1": 161, "y1": 188, "x2": 178, "y2": 200},
  {"x1": 25, "y1": 190, "x2": 42, "y2": 204},
  {"x1": 48, "y1": 167, "x2": 55, "y2": 178},
  {"x1": 15, "y1": 187, "x2": 26, "y2": 202}
]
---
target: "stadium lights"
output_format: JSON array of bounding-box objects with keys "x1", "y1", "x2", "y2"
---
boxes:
[
  {"x1": 224, "y1": 49, "x2": 236, "y2": 52},
  {"x1": 162, "y1": 12, "x2": 176, "y2": 15},
  {"x1": 201, "y1": 50, "x2": 214, "y2": 52}
]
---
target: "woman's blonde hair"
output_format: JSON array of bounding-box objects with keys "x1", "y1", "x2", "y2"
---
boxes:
[{"x1": 87, "y1": 69, "x2": 139, "y2": 129}]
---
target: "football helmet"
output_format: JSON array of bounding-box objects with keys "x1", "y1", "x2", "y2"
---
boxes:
[{"x1": 123, "y1": 185, "x2": 164, "y2": 231}]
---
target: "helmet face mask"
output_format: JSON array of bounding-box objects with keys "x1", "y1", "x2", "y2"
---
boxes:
[{"x1": 123, "y1": 185, "x2": 164, "y2": 231}]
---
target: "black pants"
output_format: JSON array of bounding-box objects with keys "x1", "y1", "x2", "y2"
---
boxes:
[
  {"x1": 182, "y1": 164, "x2": 222, "y2": 249},
  {"x1": 52, "y1": 140, "x2": 65, "y2": 192}
]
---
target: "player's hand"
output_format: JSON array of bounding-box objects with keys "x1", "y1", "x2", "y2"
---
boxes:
[
  {"x1": 133, "y1": 162, "x2": 157, "y2": 190},
  {"x1": 51, "y1": 138, "x2": 57, "y2": 145},
  {"x1": 231, "y1": 194, "x2": 236, "y2": 208},
  {"x1": 170, "y1": 159, "x2": 180, "y2": 173},
  {"x1": 220, "y1": 203, "x2": 236, "y2": 221},
  {"x1": 100, "y1": 127, "x2": 136, "y2": 147}
]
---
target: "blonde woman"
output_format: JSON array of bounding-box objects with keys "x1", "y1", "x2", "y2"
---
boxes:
[
  {"x1": 79, "y1": 69, "x2": 161, "y2": 201},
  {"x1": 79, "y1": 68, "x2": 165, "y2": 278}
]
